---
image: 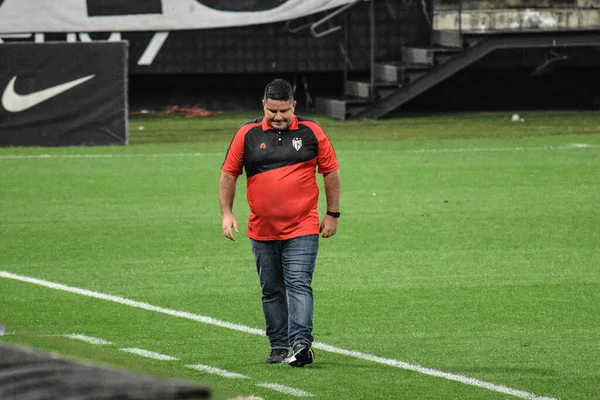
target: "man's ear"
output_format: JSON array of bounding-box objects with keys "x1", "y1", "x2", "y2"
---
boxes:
[{"x1": 262, "y1": 99, "x2": 265, "y2": 107}]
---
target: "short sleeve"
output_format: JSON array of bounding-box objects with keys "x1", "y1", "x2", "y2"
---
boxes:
[
  {"x1": 316, "y1": 133, "x2": 339, "y2": 174},
  {"x1": 298, "y1": 120, "x2": 339, "y2": 174},
  {"x1": 221, "y1": 128, "x2": 246, "y2": 176}
]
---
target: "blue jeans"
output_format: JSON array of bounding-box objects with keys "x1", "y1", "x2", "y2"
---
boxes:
[{"x1": 251, "y1": 234, "x2": 319, "y2": 349}]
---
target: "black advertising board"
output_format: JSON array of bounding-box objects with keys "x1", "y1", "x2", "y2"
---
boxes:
[{"x1": 0, "y1": 41, "x2": 128, "y2": 146}]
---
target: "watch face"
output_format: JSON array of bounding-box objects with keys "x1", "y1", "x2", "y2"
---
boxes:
[{"x1": 194, "y1": 0, "x2": 288, "y2": 12}]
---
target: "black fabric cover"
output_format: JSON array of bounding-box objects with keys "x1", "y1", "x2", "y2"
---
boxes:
[{"x1": 0, "y1": 342, "x2": 211, "y2": 400}]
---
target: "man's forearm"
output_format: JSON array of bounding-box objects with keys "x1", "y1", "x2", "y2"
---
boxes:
[
  {"x1": 323, "y1": 170, "x2": 340, "y2": 211},
  {"x1": 219, "y1": 171, "x2": 238, "y2": 215}
]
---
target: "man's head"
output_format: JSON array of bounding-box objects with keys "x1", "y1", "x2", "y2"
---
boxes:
[{"x1": 262, "y1": 79, "x2": 296, "y2": 130}]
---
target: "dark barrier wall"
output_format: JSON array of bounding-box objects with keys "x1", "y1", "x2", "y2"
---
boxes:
[
  {"x1": 133, "y1": 0, "x2": 431, "y2": 74},
  {"x1": 31, "y1": 0, "x2": 432, "y2": 74},
  {"x1": 0, "y1": 42, "x2": 128, "y2": 146}
]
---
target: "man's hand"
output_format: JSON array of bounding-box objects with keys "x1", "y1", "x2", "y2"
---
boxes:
[
  {"x1": 320, "y1": 215, "x2": 338, "y2": 238},
  {"x1": 222, "y1": 214, "x2": 239, "y2": 241},
  {"x1": 219, "y1": 171, "x2": 239, "y2": 241}
]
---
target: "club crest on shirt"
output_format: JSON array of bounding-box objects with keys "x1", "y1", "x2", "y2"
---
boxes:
[{"x1": 292, "y1": 137, "x2": 302, "y2": 151}]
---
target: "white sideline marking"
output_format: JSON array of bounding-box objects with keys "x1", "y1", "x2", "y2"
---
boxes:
[
  {"x1": 568, "y1": 143, "x2": 591, "y2": 148},
  {"x1": 187, "y1": 364, "x2": 249, "y2": 379},
  {"x1": 63, "y1": 333, "x2": 112, "y2": 345},
  {"x1": 256, "y1": 383, "x2": 313, "y2": 397},
  {"x1": 313, "y1": 343, "x2": 555, "y2": 400},
  {"x1": 0, "y1": 271, "x2": 263, "y2": 337},
  {"x1": 0, "y1": 271, "x2": 557, "y2": 400},
  {"x1": 119, "y1": 348, "x2": 178, "y2": 361},
  {"x1": 0, "y1": 143, "x2": 597, "y2": 160},
  {"x1": 0, "y1": 152, "x2": 221, "y2": 160},
  {"x1": 401, "y1": 143, "x2": 597, "y2": 154}
]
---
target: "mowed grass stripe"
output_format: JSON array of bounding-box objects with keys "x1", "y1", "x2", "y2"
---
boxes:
[
  {"x1": 0, "y1": 271, "x2": 558, "y2": 400},
  {"x1": 0, "y1": 143, "x2": 598, "y2": 160}
]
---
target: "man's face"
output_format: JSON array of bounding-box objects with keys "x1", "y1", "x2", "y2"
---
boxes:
[{"x1": 263, "y1": 98, "x2": 296, "y2": 130}]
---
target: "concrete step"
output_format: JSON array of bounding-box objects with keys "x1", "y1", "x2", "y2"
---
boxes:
[
  {"x1": 344, "y1": 80, "x2": 371, "y2": 98},
  {"x1": 432, "y1": 30, "x2": 463, "y2": 48},
  {"x1": 374, "y1": 61, "x2": 433, "y2": 84},
  {"x1": 315, "y1": 96, "x2": 372, "y2": 120},
  {"x1": 344, "y1": 79, "x2": 403, "y2": 99},
  {"x1": 401, "y1": 47, "x2": 434, "y2": 66},
  {"x1": 374, "y1": 63, "x2": 405, "y2": 84}
]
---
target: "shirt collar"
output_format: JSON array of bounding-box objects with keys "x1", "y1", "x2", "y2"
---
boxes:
[{"x1": 261, "y1": 115, "x2": 299, "y2": 131}]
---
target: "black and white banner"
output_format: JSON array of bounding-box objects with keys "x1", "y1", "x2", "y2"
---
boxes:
[
  {"x1": 0, "y1": 0, "x2": 355, "y2": 33},
  {"x1": 0, "y1": 42, "x2": 128, "y2": 146}
]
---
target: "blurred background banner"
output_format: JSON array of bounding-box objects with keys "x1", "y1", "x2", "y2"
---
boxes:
[
  {"x1": 0, "y1": 41, "x2": 128, "y2": 146},
  {"x1": 0, "y1": 0, "x2": 356, "y2": 33}
]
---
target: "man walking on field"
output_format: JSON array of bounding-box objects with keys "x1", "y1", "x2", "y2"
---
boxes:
[{"x1": 219, "y1": 78, "x2": 341, "y2": 367}]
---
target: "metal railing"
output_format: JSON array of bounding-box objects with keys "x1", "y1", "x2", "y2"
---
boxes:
[
  {"x1": 284, "y1": 0, "x2": 374, "y2": 97},
  {"x1": 284, "y1": 0, "x2": 366, "y2": 38}
]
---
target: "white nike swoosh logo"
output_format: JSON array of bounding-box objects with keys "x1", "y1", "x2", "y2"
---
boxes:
[{"x1": 1, "y1": 74, "x2": 95, "y2": 113}]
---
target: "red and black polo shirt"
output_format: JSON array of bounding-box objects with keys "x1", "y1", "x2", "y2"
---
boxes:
[{"x1": 222, "y1": 115, "x2": 339, "y2": 241}]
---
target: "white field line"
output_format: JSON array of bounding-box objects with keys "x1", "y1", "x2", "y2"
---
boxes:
[
  {"x1": 0, "y1": 143, "x2": 597, "y2": 160},
  {"x1": 313, "y1": 343, "x2": 555, "y2": 400},
  {"x1": 0, "y1": 270, "x2": 556, "y2": 400},
  {"x1": 256, "y1": 383, "x2": 313, "y2": 397},
  {"x1": 0, "y1": 272, "x2": 263, "y2": 337},
  {"x1": 119, "y1": 348, "x2": 178, "y2": 361},
  {"x1": 57, "y1": 335, "x2": 246, "y2": 379},
  {"x1": 58, "y1": 334, "x2": 304, "y2": 397},
  {"x1": 0, "y1": 152, "x2": 221, "y2": 160},
  {"x1": 63, "y1": 333, "x2": 112, "y2": 345},
  {"x1": 186, "y1": 364, "x2": 249, "y2": 379},
  {"x1": 399, "y1": 143, "x2": 596, "y2": 153}
]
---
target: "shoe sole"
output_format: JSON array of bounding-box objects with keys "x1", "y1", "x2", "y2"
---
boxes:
[
  {"x1": 264, "y1": 359, "x2": 287, "y2": 364},
  {"x1": 288, "y1": 347, "x2": 313, "y2": 368},
  {"x1": 265, "y1": 353, "x2": 290, "y2": 364}
]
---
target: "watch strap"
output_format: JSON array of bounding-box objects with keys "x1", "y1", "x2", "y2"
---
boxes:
[{"x1": 326, "y1": 210, "x2": 341, "y2": 218}]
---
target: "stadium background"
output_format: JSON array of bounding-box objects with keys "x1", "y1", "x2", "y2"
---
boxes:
[
  {"x1": 2, "y1": 0, "x2": 597, "y2": 115},
  {"x1": 1, "y1": 0, "x2": 599, "y2": 399},
  {"x1": 122, "y1": 0, "x2": 600, "y2": 114}
]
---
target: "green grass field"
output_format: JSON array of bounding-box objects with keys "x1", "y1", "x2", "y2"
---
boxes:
[{"x1": 1, "y1": 111, "x2": 599, "y2": 399}]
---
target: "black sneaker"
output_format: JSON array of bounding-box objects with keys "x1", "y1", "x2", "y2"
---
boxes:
[
  {"x1": 288, "y1": 342, "x2": 314, "y2": 368},
  {"x1": 264, "y1": 348, "x2": 289, "y2": 364}
]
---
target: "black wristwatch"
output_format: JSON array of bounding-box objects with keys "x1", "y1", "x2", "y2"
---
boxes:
[{"x1": 326, "y1": 210, "x2": 341, "y2": 219}]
